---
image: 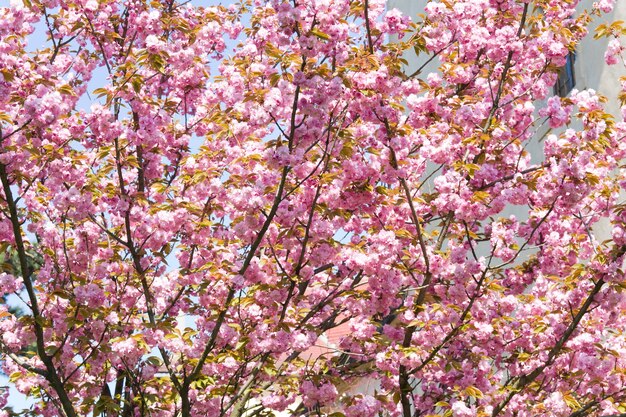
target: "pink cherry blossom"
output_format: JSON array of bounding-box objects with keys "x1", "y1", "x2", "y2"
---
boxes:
[{"x1": 1, "y1": 0, "x2": 626, "y2": 416}]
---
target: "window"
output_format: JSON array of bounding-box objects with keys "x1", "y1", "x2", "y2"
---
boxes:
[{"x1": 554, "y1": 52, "x2": 576, "y2": 97}]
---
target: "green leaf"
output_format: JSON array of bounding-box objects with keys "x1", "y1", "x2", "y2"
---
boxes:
[
  {"x1": 146, "y1": 356, "x2": 163, "y2": 366},
  {"x1": 464, "y1": 385, "x2": 484, "y2": 399},
  {"x1": 131, "y1": 77, "x2": 142, "y2": 94},
  {"x1": 93, "y1": 87, "x2": 110, "y2": 99},
  {"x1": 563, "y1": 393, "x2": 581, "y2": 410},
  {"x1": 310, "y1": 28, "x2": 330, "y2": 40},
  {"x1": 0, "y1": 69, "x2": 15, "y2": 82},
  {"x1": 58, "y1": 84, "x2": 75, "y2": 96}
]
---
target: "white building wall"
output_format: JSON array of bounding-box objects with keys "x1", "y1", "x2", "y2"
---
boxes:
[{"x1": 577, "y1": 0, "x2": 626, "y2": 116}]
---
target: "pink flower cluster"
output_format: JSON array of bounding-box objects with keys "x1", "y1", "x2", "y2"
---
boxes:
[{"x1": 0, "y1": 0, "x2": 626, "y2": 416}]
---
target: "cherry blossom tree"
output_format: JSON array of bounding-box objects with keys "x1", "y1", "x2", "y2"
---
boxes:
[{"x1": 2, "y1": 0, "x2": 626, "y2": 416}]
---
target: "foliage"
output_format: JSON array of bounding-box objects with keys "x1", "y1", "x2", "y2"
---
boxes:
[{"x1": 1, "y1": 0, "x2": 626, "y2": 416}]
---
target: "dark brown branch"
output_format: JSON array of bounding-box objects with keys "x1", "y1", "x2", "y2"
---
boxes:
[
  {"x1": 0, "y1": 150, "x2": 77, "y2": 417},
  {"x1": 491, "y1": 276, "x2": 608, "y2": 416},
  {"x1": 364, "y1": 0, "x2": 374, "y2": 54},
  {"x1": 484, "y1": 3, "x2": 528, "y2": 132}
]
